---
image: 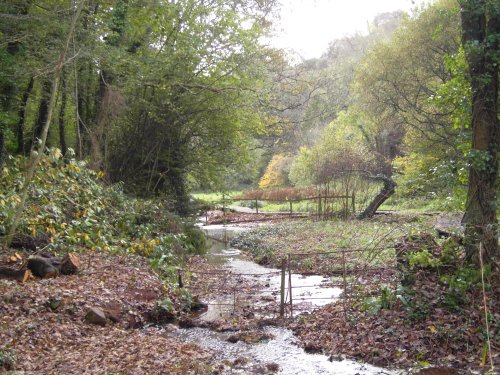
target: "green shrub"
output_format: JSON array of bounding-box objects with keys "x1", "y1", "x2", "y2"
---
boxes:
[
  {"x1": 182, "y1": 225, "x2": 207, "y2": 255},
  {"x1": 0, "y1": 348, "x2": 16, "y2": 371},
  {"x1": 0, "y1": 151, "x2": 205, "y2": 287},
  {"x1": 440, "y1": 266, "x2": 490, "y2": 311},
  {"x1": 408, "y1": 250, "x2": 441, "y2": 269}
]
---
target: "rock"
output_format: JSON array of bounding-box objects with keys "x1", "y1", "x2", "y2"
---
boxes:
[
  {"x1": 227, "y1": 334, "x2": 239, "y2": 343},
  {"x1": 178, "y1": 317, "x2": 197, "y2": 328},
  {"x1": 227, "y1": 331, "x2": 273, "y2": 344},
  {"x1": 265, "y1": 362, "x2": 280, "y2": 373},
  {"x1": 104, "y1": 301, "x2": 122, "y2": 323},
  {"x1": 84, "y1": 307, "x2": 107, "y2": 326},
  {"x1": 329, "y1": 353, "x2": 345, "y2": 362},
  {"x1": 190, "y1": 296, "x2": 208, "y2": 311},
  {"x1": 303, "y1": 341, "x2": 322, "y2": 353}
]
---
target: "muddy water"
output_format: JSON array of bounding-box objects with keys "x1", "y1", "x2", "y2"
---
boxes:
[{"x1": 177, "y1": 224, "x2": 396, "y2": 375}]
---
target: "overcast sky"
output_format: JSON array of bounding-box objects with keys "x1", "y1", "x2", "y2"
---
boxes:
[{"x1": 269, "y1": 0, "x2": 431, "y2": 59}]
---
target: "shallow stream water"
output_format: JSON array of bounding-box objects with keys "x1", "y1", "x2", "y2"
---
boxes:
[{"x1": 175, "y1": 223, "x2": 396, "y2": 375}]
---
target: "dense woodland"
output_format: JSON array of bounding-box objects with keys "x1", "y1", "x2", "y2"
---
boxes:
[{"x1": 0, "y1": 0, "x2": 497, "y2": 261}]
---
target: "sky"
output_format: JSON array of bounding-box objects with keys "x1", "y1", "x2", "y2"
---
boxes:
[{"x1": 269, "y1": 0, "x2": 430, "y2": 59}]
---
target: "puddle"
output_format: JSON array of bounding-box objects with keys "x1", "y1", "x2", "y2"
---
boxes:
[{"x1": 175, "y1": 223, "x2": 397, "y2": 374}]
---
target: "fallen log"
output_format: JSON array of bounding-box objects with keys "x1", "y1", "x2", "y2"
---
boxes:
[
  {"x1": 0, "y1": 266, "x2": 32, "y2": 283},
  {"x1": 27, "y1": 256, "x2": 59, "y2": 278}
]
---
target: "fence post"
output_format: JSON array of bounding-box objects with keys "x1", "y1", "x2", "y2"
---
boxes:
[
  {"x1": 255, "y1": 199, "x2": 259, "y2": 214},
  {"x1": 288, "y1": 254, "x2": 293, "y2": 318},
  {"x1": 317, "y1": 194, "x2": 322, "y2": 220},
  {"x1": 342, "y1": 248, "x2": 347, "y2": 319},
  {"x1": 289, "y1": 201, "x2": 293, "y2": 215},
  {"x1": 280, "y1": 258, "x2": 286, "y2": 318},
  {"x1": 352, "y1": 192, "x2": 355, "y2": 214}
]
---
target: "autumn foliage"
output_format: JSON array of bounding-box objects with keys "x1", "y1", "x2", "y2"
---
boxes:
[{"x1": 235, "y1": 186, "x2": 324, "y2": 201}]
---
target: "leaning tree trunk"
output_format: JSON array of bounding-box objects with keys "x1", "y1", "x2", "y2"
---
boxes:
[
  {"x1": 357, "y1": 174, "x2": 396, "y2": 219},
  {"x1": 460, "y1": 0, "x2": 499, "y2": 265}
]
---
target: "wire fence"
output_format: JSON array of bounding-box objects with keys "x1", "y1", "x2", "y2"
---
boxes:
[{"x1": 178, "y1": 241, "x2": 398, "y2": 319}]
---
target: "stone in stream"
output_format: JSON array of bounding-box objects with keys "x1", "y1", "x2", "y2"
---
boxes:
[
  {"x1": 252, "y1": 362, "x2": 280, "y2": 374},
  {"x1": 190, "y1": 296, "x2": 208, "y2": 311},
  {"x1": 226, "y1": 331, "x2": 274, "y2": 344}
]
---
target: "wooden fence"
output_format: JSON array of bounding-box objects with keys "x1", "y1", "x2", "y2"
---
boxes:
[{"x1": 213, "y1": 192, "x2": 357, "y2": 220}]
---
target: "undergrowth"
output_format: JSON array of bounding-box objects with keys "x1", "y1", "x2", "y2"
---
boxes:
[
  {"x1": 0, "y1": 149, "x2": 206, "y2": 284},
  {"x1": 230, "y1": 216, "x2": 433, "y2": 272}
]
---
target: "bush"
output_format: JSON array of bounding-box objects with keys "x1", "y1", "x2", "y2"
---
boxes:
[
  {"x1": 182, "y1": 225, "x2": 207, "y2": 255},
  {"x1": 0, "y1": 150, "x2": 204, "y2": 285},
  {"x1": 0, "y1": 348, "x2": 16, "y2": 371}
]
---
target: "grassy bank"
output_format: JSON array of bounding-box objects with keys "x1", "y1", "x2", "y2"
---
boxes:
[{"x1": 230, "y1": 215, "x2": 434, "y2": 273}]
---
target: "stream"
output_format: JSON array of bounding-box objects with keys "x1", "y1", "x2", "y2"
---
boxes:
[{"x1": 175, "y1": 223, "x2": 396, "y2": 375}]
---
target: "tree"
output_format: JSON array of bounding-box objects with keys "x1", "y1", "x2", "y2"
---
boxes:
[
  {"x1": 4, "y1": 1, "x2": 84, "y2": 246},
  {"x1": 259, "y1": 153, "x2": 293, "y2": 189},
  {"x1": 289, "y1": 111, "x2": 377, "y2": 211},
  {"x1": 104, "y1": 0, "x2": 277, "y2": 213},
  {"x1": 460, "y1": 0, "x2": 499, "y2": 264},
  {"x1": 352, "y1": 0, "x2": 476, "y2": 212}
]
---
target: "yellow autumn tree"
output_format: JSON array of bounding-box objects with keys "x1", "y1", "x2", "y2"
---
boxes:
[{"x1": 258, "y1": 154, "x2": 293, "y2": 189}]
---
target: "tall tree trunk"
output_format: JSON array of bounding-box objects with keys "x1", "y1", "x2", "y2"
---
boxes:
[
  {"x1": 167, "y1": 165, "x2": 189, "y2": 215},
  {"x1": 460, "y1": 0, "x2": 499, "y2": 265},
  {"x1": 0, "y1": 1, "x2": 32, "y2": 170},
  {"x1": 29, "y1": 78, "x2": 52, "y2": 151},
  {"x1": 0, "y1": 79, "x2": 16, "y2": 172},
  {"x1": 17, "y1": 77, "x2": 35, "y2": 155},
  {"x1": 0, "y1": 129, "x2": 5, "y2": 171},
  {"x1": 58, "y1": 72, "x2": 68, "y2": 156}
]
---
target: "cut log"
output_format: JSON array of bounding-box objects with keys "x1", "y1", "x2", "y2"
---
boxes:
[
  {"x1": 8, "y1": 253, "x2": 23, "y2": 263},
  {"x1": 0, "y1": 266, "x2": 32, "y2": 283},
  {"x1": 60, "y1": 253, "x2": 80, "y2": 275},
  {"x1": 27, "y1": 256, "x2": 59, "y2": 278}
]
